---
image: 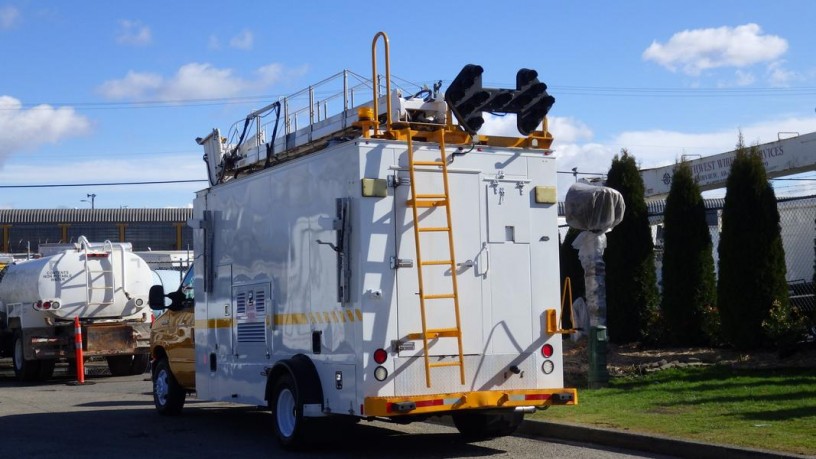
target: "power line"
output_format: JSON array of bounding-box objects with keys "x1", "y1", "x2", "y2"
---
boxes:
[
  {"x1": 5, "y1": 82, "x2": 816, "y2": 112},
  {"x1": 0, "y1": 179, "x2": 206, "y2": 189}
]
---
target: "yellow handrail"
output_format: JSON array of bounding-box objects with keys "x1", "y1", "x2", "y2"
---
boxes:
[{"x1": 371, "y1": 31, "x2": 392, "y2": 136}]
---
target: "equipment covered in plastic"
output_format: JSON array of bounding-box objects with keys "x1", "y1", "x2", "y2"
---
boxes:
[{"x1": 564, "y1": 181, "x2": 625, "y2": 232}]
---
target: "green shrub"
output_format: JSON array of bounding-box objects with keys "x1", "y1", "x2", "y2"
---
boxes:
[
  {"x1": 660, "y1": 161, "x2": 717, "y2": 345},
  {"x1": 604, "y1": 150, "x2": 660, "y2": 344},
  {"x1": 717, "y1": 137, "x2": 788, "y2": 350}
]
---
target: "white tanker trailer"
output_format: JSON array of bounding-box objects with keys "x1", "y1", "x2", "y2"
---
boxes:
[{"x1": 0, "y1": 236, "x2": 154, "y2": 381}]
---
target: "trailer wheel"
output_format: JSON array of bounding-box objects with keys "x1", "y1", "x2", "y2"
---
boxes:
[
  {"x1": 452, "y1": 410, "x2": 523, "y2": 440},
  {"x1": 12, "y1": 330, "x2": 41, "y2": 382},
  {"x1": 152, "y1": 358, "x2": 185, "y2": 415},
  {"x1": 269, "y1": 373, "x2": 306, "y2": 448}
]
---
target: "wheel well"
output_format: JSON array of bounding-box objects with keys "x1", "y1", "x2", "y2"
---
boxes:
[
  {"x1": 151, "y1": 346, "x2": 168, "y2": 369},
  {"x1": 265, "y1": 354, "x2": 324, "y2": 407}
]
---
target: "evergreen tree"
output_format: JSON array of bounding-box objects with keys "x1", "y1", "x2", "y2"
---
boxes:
[
  {"x1": 660, "y1": 161, "x2": 717, "y2": 345},
  {"x1": 604, "y1": 150, "x2": 660, "y2": 344},
  {"x1": 718, "y1": 138, "x2": 788, "y2": 350},
  {"x1": 559, "y1": 227, "x2": 585, "y2": 329}
]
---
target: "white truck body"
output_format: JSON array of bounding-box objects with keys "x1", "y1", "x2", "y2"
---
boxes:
[
  {"x1": 156, "y1": 34, "x2": 575, "y2": 444},
  {"x1": 0, "y1": 237, "x2": 154, "y2": 380},
  {"x1": 191, "y1": 136, "x2": 572, "y2": 414}
]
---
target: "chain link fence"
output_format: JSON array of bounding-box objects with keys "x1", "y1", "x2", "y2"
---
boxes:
[{"x1": 650, "y1": 194, "x2": 816, "y2": 317}]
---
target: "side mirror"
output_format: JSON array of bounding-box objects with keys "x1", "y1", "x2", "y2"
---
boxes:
[{"x1": 149, "y1": 285, "x2": 167, "y2": 310}]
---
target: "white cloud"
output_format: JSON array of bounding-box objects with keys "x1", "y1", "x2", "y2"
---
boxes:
[
  {"x1": 229, "y1": 29, "x2": 253, "y2": 50},
  {"x1": 643, "y1": 23, "x2": 787, "y2": 76},
  {"x1": 160, "y1": 63, "x2": 244, "y2": 99},
  {"x1": 766, "y1": 61, "x2": 799, "y2": 86},
  {"x1": 0, "y1": 153, "x2": 205, "y2": 209},
  {"x1": 540, "y1": 115, "x2": 816, "y2": 199},
  {"x1": 97, "y1": 71, "x2": 163, "y2": 99},
  {"x1": 98, "y1": 62, "x2": 307, "y2": 101},
  {"x1": 0, "y1": 96, "x2": 91, "y2": 164},
  {"x1": 479, "y1": 114, "x2": 592, "y2": 142},
  {"x1": 0, "y1": 5, "x2": 19, "y2": 29},
  {"x1": 116, "y1": 19, "x2": 152, "y2": 46}
]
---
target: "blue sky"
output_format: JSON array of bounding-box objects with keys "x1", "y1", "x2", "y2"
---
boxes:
[{"x1": 1, "y1": 1, "x2": 815, "y2": 209}]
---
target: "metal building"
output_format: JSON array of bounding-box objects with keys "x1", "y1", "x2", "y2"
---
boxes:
[{"x1": 0, "y1": 208, "x2": 193, "y2": 255}]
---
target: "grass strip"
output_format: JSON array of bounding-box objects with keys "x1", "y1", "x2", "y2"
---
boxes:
[{"x1": 535, "y1": 366, "x2": 816, "y2": 456}]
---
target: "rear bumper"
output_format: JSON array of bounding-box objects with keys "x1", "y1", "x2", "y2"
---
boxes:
[
  {"x1": 364, "y1": 387, "x2": 577, "y2": 417},
  {"x1": 24, "y1": 322, "x2": 151, "y2": 360}
]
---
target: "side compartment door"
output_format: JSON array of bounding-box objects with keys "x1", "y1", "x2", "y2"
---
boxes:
[
  {"x1": 394, "y1": 169, "x2": 484, "y2": 357},
  {"x1": 232, "y1": 282, "x2": 272, "y2": 357}
]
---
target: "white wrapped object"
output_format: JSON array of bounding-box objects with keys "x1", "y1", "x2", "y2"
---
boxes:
[
  {"x1": 564, "y1": 181, "x2": 625, "y2": 232},
  {"x1": 564, "y1": 181, "x2": 624, "y2": 329}
]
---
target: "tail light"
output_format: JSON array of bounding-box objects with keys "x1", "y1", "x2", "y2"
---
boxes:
[
  {"x1": 541, "y1": 343, "x2": 553, "y2": 358},
  {"x1": 372, "y1": 348, "x2": 388, "y2": 381},
  {"x1": 33, "y1": 300, "x2": 61, "y2": 311}
]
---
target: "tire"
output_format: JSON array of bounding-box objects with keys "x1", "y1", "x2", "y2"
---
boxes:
[
  {"x1": 38, "y1": 359, "x2": 56, "y2": 381},
  {"x1": 152, "y1": 358, "x2": 186, "y2": 415},
  {"x1": 269, "y1": 373, "x2": 306, "y2": 448},
  {"x1": 12, "y1": 330, "x2": 41, "y2": 382},
  {"x1": 452, "y1": 410, "x2": 524, "y2": 440},
  {"x1": 130, "y1": 354, "x2": 151, "y2": 375},
  {"x1": 107, "y1": 354, "x2": 150, "y2": 376}
]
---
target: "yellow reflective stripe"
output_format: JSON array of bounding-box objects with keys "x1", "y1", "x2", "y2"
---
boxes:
[{"x1": 202, "y1": 309, "x2": 363, "y2": 328}]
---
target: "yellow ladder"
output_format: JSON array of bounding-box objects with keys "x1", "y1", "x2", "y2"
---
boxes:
[{"x1": 404, "y1": 129, "x2": 466, "y2": 388}]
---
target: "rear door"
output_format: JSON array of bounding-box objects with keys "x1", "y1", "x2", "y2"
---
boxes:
[{"x1": 394, "y1": 167, "x2": 484, "y2": 357}]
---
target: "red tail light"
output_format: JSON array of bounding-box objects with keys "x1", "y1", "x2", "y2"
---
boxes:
[
  {"x1": 541, "y1": 343, "x2": 553, "y2": 358},
  {"x1": 373, "y1": 348, "x2": 387, "y2": 364}
]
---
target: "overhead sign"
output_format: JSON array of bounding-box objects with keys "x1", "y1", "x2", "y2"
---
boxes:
[{"x1": 641, "y1": 131, "x2": 816, "y2": 199}]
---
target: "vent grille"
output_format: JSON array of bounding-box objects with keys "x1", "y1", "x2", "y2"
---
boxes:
[{"x1": 237, "y1": 322, "x2": 266, "y2": 343}]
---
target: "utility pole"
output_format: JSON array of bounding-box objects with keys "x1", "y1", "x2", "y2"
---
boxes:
[{"x1": 84, "y1": 193, "x2": 96, "y2": 210}]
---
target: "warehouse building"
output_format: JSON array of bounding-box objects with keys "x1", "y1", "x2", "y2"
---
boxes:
[{"x1": 0, "y1": 208, "x2": 193, "y2": 255}]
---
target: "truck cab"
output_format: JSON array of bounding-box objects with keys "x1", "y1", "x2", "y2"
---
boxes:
[{"x1": 149, "y1": 266, "x2": 195, "y2": 414}]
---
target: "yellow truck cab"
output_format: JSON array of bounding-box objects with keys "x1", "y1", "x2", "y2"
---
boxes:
[{"x1": 148, "y1": 266, "x2": 195, "y2": 414}]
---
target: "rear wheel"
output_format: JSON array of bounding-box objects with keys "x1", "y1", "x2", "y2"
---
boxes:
[
  {"x1": 269, "y1": 373, "x2": 306, "y2": 448},
  {"x1": 12, "y1": 330, "x2": 41, "y2": 382},
  {"x1": 452, "y1": 410, "x2": 524, "y2": 440},
  {"x1": 152, "y1": 358, "x2": 186, "y2": 415}
]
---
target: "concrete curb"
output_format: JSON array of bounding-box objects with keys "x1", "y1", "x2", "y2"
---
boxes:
[{"x1": 521, "y1": 420, "x2": 807, "y2": 459}]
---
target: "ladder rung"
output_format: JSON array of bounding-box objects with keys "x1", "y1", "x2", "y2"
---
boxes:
[
  {"x1": 423, "y1": 293, "x2": 455, "y2": 300},
  {"x1": 413, "y1": 160, "x2": 444, "y2": 166},
  {"x1": 407, "y1": 328, "x2": 460, "y2": 340},
  {"x1": 427, "y1": 328, "x2": 460, "y2": 337},
  {"x1": 421, "y1": 259, "x2": 453, "y2": 266},
  {"x1": 416, "y1": 194, "x2": 447, "y2": 199},
  {"x1": 429, "y1": 361, "x2": 463, "y2": 369},
  {"x1": 408, "y1": 199, "x2": 447, "y2": 208},
  {"x1": 418, "y1": 226, "x2": 450, "y2": 232}
]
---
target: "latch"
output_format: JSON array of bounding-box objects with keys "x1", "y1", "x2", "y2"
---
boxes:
[
  {"x1": 390, "y1": 256, "x2": 414, "y2": 269},
  {"x1": 388, "y1": 175, "x2": 408, "y2": 188},
  {"x1": 391, "y1": 339, "x2": 416, "y2": 352}
]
